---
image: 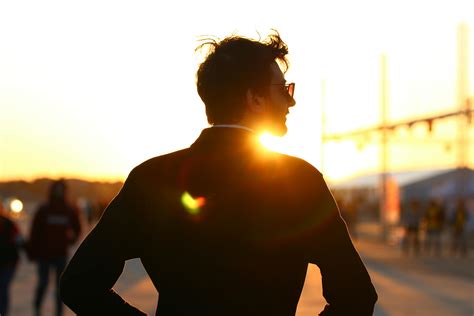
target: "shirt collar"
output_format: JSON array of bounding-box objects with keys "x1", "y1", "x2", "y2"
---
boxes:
[{"x1": 211, "y1": 124, "x2": 254, "y2": 133}]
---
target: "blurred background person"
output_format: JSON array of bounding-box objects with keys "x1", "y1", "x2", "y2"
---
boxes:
[
  {"x1": 401, "y1": 199, "x2": 422, "y2": 256},
  {"x1": 450, "y1": 198, "x2": 469, "y2": 257},
  {"x1": 27, "y1": 180, "x2": 82, "y2": 316},
  {"x1": 423, "y1": 199, "x2": 445, "y2": 256},
  {"x1": 0, "y1": 199, "x2": 23, "y2": 316}
]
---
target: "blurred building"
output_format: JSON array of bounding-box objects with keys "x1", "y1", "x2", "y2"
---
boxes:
[
  {"x1": 332, "y1": 168, "x2": 473, "y2": 200},
  {"x1": 331, "y1": 168, "x2": 474, "y2": 222},
  {"x1": 402, "y1": 168, "x2": 474, "y2": 202}
]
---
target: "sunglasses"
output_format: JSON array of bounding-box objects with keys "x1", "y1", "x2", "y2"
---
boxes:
[{"x1": 272, "y1": 82, "x2": 295, "y2": 98}]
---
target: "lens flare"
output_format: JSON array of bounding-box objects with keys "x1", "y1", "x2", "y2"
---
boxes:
[{"x1": 181, "y1": 192, "x2": 206, "y2": 215}]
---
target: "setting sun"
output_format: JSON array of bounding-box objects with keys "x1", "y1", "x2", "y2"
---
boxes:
[{"x1": 259, "y1": 133, "x2": 289, "y2": 153}]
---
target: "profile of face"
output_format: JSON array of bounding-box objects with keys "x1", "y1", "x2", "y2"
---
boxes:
[{"x1": 258, "y1": 62, "x2": 296, "y2": 136}]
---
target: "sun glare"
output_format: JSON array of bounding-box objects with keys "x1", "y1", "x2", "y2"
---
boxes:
[{"x1": 259, "y1": 133, "x2": 287, "y2": 152}]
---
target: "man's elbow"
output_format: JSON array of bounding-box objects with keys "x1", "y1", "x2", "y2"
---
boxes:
[
  {"x1": 59, "y1": 271, "x2": 78, "y2": 308},
  {"x1": 362, "y1": 284, "x2": 378, "y2": 314},
  {"x1": 372, "y1": 287, "x2": 378, "y2": 304},
  {"x1": 347, "y1": 284, "x2": 378, "y2": 315},
  {"x1": 322, "y1": 293, "x2": 378, "y2": 316}
]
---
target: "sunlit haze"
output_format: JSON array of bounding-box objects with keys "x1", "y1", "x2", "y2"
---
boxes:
[{"x1": 1, "y1": 0, "x2": 473, "y2": 183}]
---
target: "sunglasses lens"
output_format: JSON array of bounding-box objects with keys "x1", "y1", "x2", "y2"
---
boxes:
[{"x1": 287, "y1": 83, "x2": 294, "y2": 97}]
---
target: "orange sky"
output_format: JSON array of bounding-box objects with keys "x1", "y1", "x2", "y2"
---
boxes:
[{"x1": 0, "y1": 0, "x2": 473, "y2": 183}]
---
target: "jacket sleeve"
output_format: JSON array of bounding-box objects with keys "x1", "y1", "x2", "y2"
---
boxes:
[
  {"x1": 305, "y1": 172, "x2": 377, "y2": 316},
  {"x1": 60, "y1": 170, "x2": 147, "y2": 315}
]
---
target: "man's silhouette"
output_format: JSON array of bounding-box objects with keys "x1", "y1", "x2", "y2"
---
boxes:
[{"x1": 60, "y1": 32, "x2": 377, "y2": 315}]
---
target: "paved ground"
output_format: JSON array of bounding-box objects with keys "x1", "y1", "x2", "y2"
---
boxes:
[{"x1": 7, "y1": 222, "x2": 474, "y2": 316}]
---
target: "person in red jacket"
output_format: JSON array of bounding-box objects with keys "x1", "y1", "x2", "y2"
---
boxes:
[
  {"x1": 0, "y1": 200, "x2": 23, "y2": 316},
  {"x1": 28, "y1": 180, "x2": 81, "y2": 316}
]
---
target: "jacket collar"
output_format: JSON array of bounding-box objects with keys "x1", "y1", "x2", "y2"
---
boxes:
[{"x1": 190, "y1": 127, "x2": 259, "y2": 152}]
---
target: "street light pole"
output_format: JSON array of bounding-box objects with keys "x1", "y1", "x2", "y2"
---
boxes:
[
  {"x1": 321, "y1": 79, "x2": 326, "y2": 174},
  {"x1": 457, "y1": 23, "x2": 470, "y2": 197},
  {"x1": 380, "y1": 53, "x2": 389, "y2": 240}
]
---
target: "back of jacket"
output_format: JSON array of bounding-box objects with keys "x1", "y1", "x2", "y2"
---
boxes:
[{"x1": 61, "y1": 128, "x2": 377, "y2": 316}]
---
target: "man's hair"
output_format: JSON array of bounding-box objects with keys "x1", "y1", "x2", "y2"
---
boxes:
[{"x1": 196, "y1": 31, "x2": 289, "y2": 124}]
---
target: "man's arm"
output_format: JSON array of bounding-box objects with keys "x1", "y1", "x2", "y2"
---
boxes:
[
  {"x1": 60, "y1": 170, "x2": 147, "y2": 315},
  {"x1": 306, "y1": 172, "x2": 377, "y2": 316}
]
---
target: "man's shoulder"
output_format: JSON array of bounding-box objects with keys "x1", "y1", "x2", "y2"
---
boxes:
[
  {"x1": 266, "y1": 150, "x2": 322, "y2": 178},
  {"x1": 130, "y1": 148, "x2": 190, "y2": 175}
]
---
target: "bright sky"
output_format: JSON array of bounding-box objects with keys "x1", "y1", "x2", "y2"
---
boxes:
[{"x1": 0, "y1": 0, "x2": 473, "y2": 183}]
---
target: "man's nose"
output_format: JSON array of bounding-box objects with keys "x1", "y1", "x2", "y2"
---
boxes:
[{"x1": 288, "y1": 96, "x2": 296, "y2": 108}]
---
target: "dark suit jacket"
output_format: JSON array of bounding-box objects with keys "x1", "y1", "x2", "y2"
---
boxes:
[{"x1": 60, "y1": 127, "x2": 377, "y2": 315}]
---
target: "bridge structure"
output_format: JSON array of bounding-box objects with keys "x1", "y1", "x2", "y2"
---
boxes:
[{"x1": 320, "y1": 23, "x2": 473, "y2": 239}]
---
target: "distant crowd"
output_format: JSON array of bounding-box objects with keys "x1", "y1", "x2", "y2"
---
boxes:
[
  {"x1": 336, "y1": 194, "x2": 472, "y2": 257},
  {"x1": 0, "y1": 180, "x2": 89, "y2": 316},
  {"x1": 399, "y1": 198, "x2": 470, "y2": 257}
]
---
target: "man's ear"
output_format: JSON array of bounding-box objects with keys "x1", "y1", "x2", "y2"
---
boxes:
[{"x1": 246, "y1": 88, "x2": 265, "y2": 113}]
